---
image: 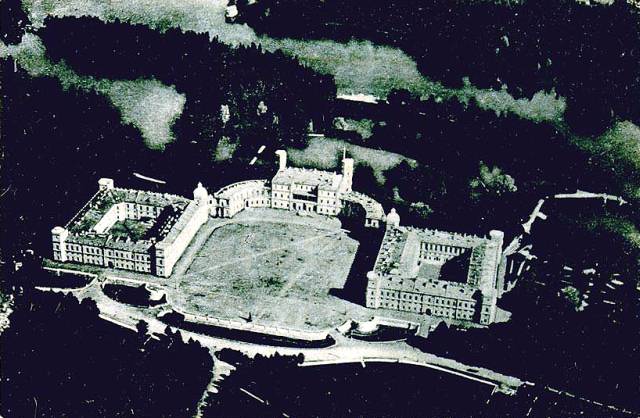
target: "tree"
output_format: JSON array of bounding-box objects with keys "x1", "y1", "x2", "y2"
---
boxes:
[
  {"x1": 136, "y1": 319, "x2": 149, "y2": 339},
  {"x1": 1, "y1": 290, "x2": 214, "y2": 417},
  {"x1": 469, "y1": 161, "x2": 517, "y2": 202},
  {"x1": 1, "y1": 0, "x2": 30, "y2": 44},
  {"x1": 38, "y1": 16, "x2": 336, "y2": 155}
]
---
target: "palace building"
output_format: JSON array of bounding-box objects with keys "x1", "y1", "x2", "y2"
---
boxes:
[
  {"x1": 51, "y1": 178, "x2": 209, "y2": 277},
  {"x1": 51, "y1": 151, "x2": 506, "y2": 324},
  {"x1": 365, "y1": 209, "x2": 506, "y2": 324},
  {"x1": 210, "y1": 150, "x2": 384, "y2": 227}
]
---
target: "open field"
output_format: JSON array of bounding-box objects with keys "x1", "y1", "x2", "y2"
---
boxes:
[
  {"x1": 0, "y1": 33, "x2": 185, "y2": 149},
  {"x1": 171, "y1": 209, "x2": 374, "y2": 330},
  {"x1": 21, "y1": 0, "x2": 565, "y2": 121},
  {"x1": 288, "y1": 136, "x2": 416, "y2": 184}
]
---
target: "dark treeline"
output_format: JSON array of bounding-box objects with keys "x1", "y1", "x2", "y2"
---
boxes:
[
  {"x1": 205, "y1": 349, "x2": 624, "y2": 417},
  {"x1": 1, "y1": 289, "x2": 213, "y2": 417},
  {"x1": 1, "y1": 61, "x2": 150, "y2": 260},
  {"x1": 238, "y1": 0, "x2": 640, "y2": 135},
  {"x1": 0, "y1": 0, "x2": 29, "y2": 44},
  {"x1": 31, "y1": 16, "x2": 640, "y2": 241},
  {"x1": 349, "y1": 91, "x2": 615, "y2": 235},
  {"x1": 103, "y1": 283, "x2": 165, "y2": 307},
  {"x1": 0, "y1": 60, "x2": 277, "y2": 264},
  {"x1": 38, "y1": 16, "x2": 336, "y2": 151},
  {"x1": 412, "y1": 200, "x2": 640, "y2": 413},
  {"x1": 205, "y1": 350, "x2": 495, "y2": 417},
  {"x1": 419, "y1": 277, "x2": 640, "y2": 413},
  {"x1": 203, "y1": 351, "x2": 305, "y2": 417}
]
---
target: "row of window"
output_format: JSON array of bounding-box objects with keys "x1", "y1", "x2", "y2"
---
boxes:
[
  {"x1": 378, "y1": 296, "x2": 475, "y2": 311},
  {"x1": 247, "y1": 199, "x2": 269, "y2": 206},
  {"x1": 421, "y1": 243, "x2": 466, "y2": 254},
  {"x1": 318, "y1": 190, "x2": 336, "y2": 197},
  {"x1": 292, "y1": 193, "x2": 317, "y2": 203},
  {"x1": 378, "y1": 290, "x2": 474, "y2": 308},
  {"x1": 106, "y1": 250, "x2": 143, "y2": 260},
  {"x1": 126, "y1": 203, "x2": 159, "y2": 213},
  {"x1": 62, "y1": 242, "x2": 152, "y2": 262},
  {"x1": 375, "y1": 300, "x2": 475, "y2": 320},
  {"x1": 64, "y1": 243, "x2": 84, "y2": 252},
  {"x1": 62, "y1": 253, "x2": 85, "y2": 263},
  {"x1": 317, "y1": 206, "x2": 338, "y2": 215},
  {"x1": 318, "y1": 198, "x2": 337, "y2": 206},
  {"x1": 109, "y1": 259, "x2": 151, "y2": 272},
  {"x1": 83, "y1": 255, "x2": 104, "y2": 265},
  {"x1": 291, "y1": 184, "x2": 315, "y2": 192},
  {"x1": 380, "y1": 289, "x2": 460, "y2": 305},
  {"x1": 83, "y1": 246, "x2": 102, "y2": 255}
]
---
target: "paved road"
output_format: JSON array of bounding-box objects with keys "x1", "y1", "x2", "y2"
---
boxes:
[{"x1": 48, "y1": 278, "x2": 525, "y2": 395}]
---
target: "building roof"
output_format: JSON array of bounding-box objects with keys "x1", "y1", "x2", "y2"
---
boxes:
[
  {"x1": 272, "y1": 167, "x2": 343, "y2": 191},
  {"x1": 373, "y1": 227, "x2": 407, "y2": 276},
  {"x1": 65, "y1": 187, "x2": 192, "y2": 252},
  {"x1": 405, "y1": 226, "x2": 486, "y2": 249},
  {"x1": 374, "y1": 274, "x2": 478, "y2": 300},
  {"x1": 67, "y1": 233, "x2": 152, "y2": 252},
  {"x1": 110, "y1": 188, "x2": 188, "y2": 208},
  {"x1": 372, "y1": 225, "x2": 501, "y2": 298},
  {"x1": 214, "y1": 179, "x2": 268, "y2": 200},
  {"x1": 342, "y1": 191, "x2": 385, "y2": 220},
  {"x1": 156, "y1": 200, "x2": 201, "y2": 249}
]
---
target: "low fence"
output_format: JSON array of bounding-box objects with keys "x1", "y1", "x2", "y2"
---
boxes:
[
  {"x1": 43, "y1": 266, "x2": 98, "y2": 278},
  {"x1": 103, "y1": 275, "x2": 157, "y2": 289},
  {"x1": 36, "y1": 267, "x2": 98, "y2": 292},
  {"x1": 372, "y1": 316, "x2": 420, "y2": 330},
  {"x1": 172, "y1": 305, "x2": 330, "y2": 342},
  {"x1": 301, "y1": 356, "x2": 522, "y2": 395}
]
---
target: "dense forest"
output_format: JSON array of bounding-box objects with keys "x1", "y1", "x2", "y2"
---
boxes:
[
  {"x1": 418, "y1": 274, "x2": 640, "y2": 413},
  {"x1": 37, "y1": 16, "x2": 336, "y2": 153},
  {"x1": 204, "y1": 350, "x2": 492, "y2": 417},
  {"x1": 349, "y1": 92, "x2": 640, "y2": 238},
  {"x1": 1, "y1": 289, "x2": 213, "y2": 417},
  {"x1": 0, "y1": 58, "x2": 280, "y2": 263},
  {"x1": 206, "y1": 349, "x2": 629, "y2": 417},
  {"x1": 0, "y1": 0, "x2": 28, "y2": 44},
  {"x1": 1, "y1": 61, "x2": 149, "y2": 259},
  {"x1": 412, "y1": 199, "x2": 640, "y2": 413},
  {"x1": 28, "y1": 14, "x2": 640, "y2": 241},
  {"x1": 238, "y1": 0, "x2": 640, "y2": 135}
]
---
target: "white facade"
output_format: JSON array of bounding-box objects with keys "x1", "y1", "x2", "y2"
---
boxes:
[
  {"x1": 209, "y1": 150, "x2": 382, "y2": 225},
  {"x1": 52, "y1": 179, "x2": 209, "y2": 278},
  {"x1": 366, "y1": 218, "x2": 505, "y2": 325}
]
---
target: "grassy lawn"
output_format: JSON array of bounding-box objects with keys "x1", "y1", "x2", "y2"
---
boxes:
[
  {"x1": 1, "y1": 33, "x2": 185, "y2": 149},
  {"x1": 173, "y1": 211, "x2": 367, "y2": 330},
  {"x1": 22, "y1": 0, "x2": 565, "y2": 122},
  {"x1": 288, "y1": 136, "x2": 416, "y2": 183}
]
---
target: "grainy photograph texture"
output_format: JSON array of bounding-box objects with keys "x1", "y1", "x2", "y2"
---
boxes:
[{"x1": 2, "y1": 0, "x2": 640, "y2": 417}]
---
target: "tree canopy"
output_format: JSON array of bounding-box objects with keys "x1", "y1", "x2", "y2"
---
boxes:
[{"x1": 1, "y1": 290, "x2": 213, "y2": 417}]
